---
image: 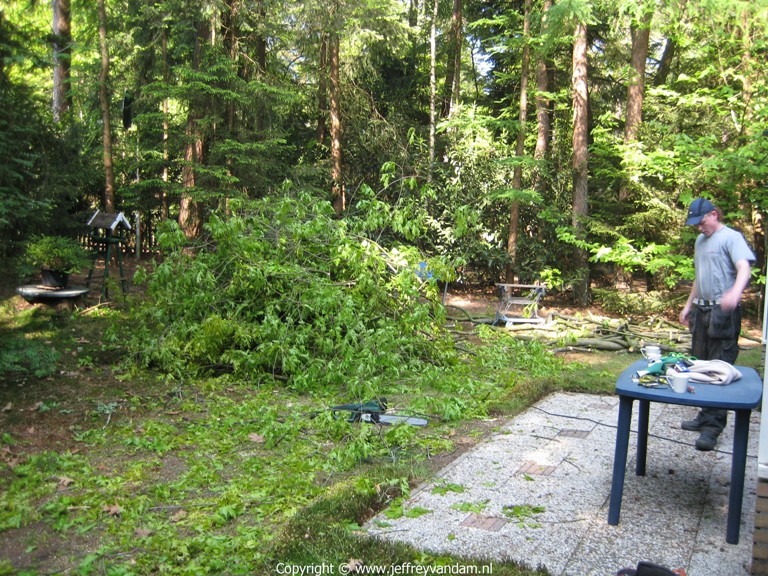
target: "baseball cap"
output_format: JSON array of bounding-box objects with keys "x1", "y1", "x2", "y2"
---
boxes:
[{"x1": 685, "y1": 198, "x2": 715, "y2": 226}]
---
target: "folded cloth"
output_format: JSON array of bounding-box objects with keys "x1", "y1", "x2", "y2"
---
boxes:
[{"x1": 685, "y1": 359, "x2": 742, "y2": 385}]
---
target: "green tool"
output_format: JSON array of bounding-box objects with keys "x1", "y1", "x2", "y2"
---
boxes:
[{"x1": 330, "y1": 398, "x2": 428, "y2": 426}]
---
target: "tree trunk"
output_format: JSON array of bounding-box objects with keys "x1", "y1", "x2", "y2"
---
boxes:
[
  {"x1": 653, "y1": 37, "x2": 676, "y2": 87},
  {"x1": 505, "y1": 0, "x2": 531, "y2": 282},
  {"x1": 441, "y1": 0, "x2": 462, "y2": 118},
  {"x1": 532, "y1": 0, "x2": 552, "y2": 196},
  {"x1": 161, "y1": 27, "x2": 170, "y2": 221},
  {"x1": 428, "y1": 0, "x2": 438, "y2": 181},
  {"x1": 179, "y1": 115, "x2": 204, "y2": 239},
  {"x1": 654, "y1": 0, "x2": 686, "y2": 87},
  {"x1": 179, "y1": 21, "x2": 207, "y2": 239},
  {"x1": 254, "y1": 0, "x2": 267, "y2": 133},
  {"x1": 254, "y1": 0, "x2": 267, "y2": 76},
  {"x1": 571, "y1": 21, "x2": 590, "y2": 306},
  {"x1": 52, "y1": 0, "x2": 72, "y2": 122},
  {"x1": 329, "y1": 31, "x2": 344, "y2": 216},
  {"x1": 223, "y1": 0, "x2": 241, "y2": 134},
  {"x1": 408, "y1": 0, "x2": 419, "y2": 27},
  {"x1": 619, "y1": 8, "x2": 652, "y2": 202},
  {"x1": 739, "y1": 11, "x2": 763, "y2": 273},
  {"x1": 317, "y1": 33, "x2": 328, "y2": 145},
  {"x1": 222, "y1": 0, "x2": 240, "y2": 212},
  {"x1": 97, "y1": 0, "x2": 116, "y2": 213},
  {"x1": 450, "y1": 0, "x2": 462, "y2": 113}
]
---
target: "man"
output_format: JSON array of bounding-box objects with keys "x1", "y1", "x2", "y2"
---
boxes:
[{"x1": 679, "y1": 197, "x2": 755, "y2": 451}]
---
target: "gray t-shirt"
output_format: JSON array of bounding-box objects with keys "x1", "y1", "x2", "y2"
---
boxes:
[{"x1": 694, "y1": 225, "x2": 755, "y2": 301}]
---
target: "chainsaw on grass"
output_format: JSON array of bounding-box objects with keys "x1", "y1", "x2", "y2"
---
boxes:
[{"x1": 330, "y1": 398, "x2": 428, "y2": 426}]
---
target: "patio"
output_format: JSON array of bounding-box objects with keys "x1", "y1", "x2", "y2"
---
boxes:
[{"x1": 366, "y1": 391, "x2": 760, "y2": 575}]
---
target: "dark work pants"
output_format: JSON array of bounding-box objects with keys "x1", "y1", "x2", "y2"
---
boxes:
[{"x1": 688, "y1": 304, "x2": 742, "y2": 435}]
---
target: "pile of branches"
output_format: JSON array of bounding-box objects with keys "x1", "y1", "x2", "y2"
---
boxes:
[
  {"x1": 497, "y1": 312, "x2": 692, "y2": 354},
  {"x1": 127, "y1": 194, "x2": 454, "y2": 390}
]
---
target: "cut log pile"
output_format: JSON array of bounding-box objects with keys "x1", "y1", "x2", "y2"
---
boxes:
[
  {"x1": 500, "y1": 312, "x2": 692, "y2": 354},
  {"x1": 444, "y1": 305, "x2": 693, "y2": 354},
  {"x1": 446, "y1": 298, "x2": 762, "y2": 355}
]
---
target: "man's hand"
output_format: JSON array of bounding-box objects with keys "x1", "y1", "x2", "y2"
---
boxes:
[
  {"x1": 719, "y1": 289, "x2": 740, "y2": 311},
  {"x1": 720, "y1": 259, "x2": 751, "y2": 311},
  {"x1": 679, "y1": 304, "x2": 691, "y2": 325}
]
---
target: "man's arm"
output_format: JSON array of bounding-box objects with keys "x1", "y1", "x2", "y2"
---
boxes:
[
  {"x1": 719, "y1": 259, "x2": 751, "y2": 311},
  {"x1": 679, "y1": 280, "x2": 698, "y2": 325}
]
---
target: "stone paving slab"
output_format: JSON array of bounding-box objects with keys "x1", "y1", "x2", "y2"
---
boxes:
[{"x1": 366, "y1": 392, "x2": 760, "y2": 576}]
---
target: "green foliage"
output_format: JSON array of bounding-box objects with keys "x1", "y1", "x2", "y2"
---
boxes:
[
  {"x1": 128, "y1": 193, "x2": 455, "y2": 392},
  {"x1": 0, "y1": 451, "x2": 92, "y2": 530},
  {"x1": 557, "y1": 226, "x2": 693, "y2": 288},
  {"x1": 431, "y1": 482, "x2": 466, "y2": 496},
  {"x1": 0, "y1": 11, "x2": 88, "y2": 260},
  {"x1": 19, "y1": 235, "x2": 92, "y2": 275},
  {"x1": 0, "y1": 277, "x2": 568, "y2": 576},
  {"x1": 450, "y1": 500, "x2": 488, "y2": 513},
  {"x1": 4, "y1": 0, "x2": 767, "y2": 293},
  {"x1": 592, "y1": 288, "x2": 682, "y2": 317},
  {"x1": 502, "y1": 503, "x2": 546, "y2": 528},
  {"x1": 270, "y1": 472, "x2": 536, "y2": 575},
  {"x1": 0, "y1": 336, "x2": 59, "y2": 379},
  {"x1": 0, "y1": 300, "x2": 71, "y2": 380}
]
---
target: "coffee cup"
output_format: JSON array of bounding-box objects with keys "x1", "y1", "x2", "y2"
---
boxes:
[
  {"x1": 641, "y1": 345, "x2": 662, "y2": 363},
  {"x1": 669, "y1": 372, "x2": 690, "y2": 393}
]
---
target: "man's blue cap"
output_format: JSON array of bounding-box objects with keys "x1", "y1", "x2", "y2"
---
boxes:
[{"x1": 685, "y1": 198, "x2": 715, "y2": 226}]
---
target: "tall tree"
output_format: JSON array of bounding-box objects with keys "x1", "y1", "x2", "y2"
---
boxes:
[
  {"x1": 653, "y1": 37, "x2": 676, "y2": 87},
  {"x1": 253, "y1": 0, "x2": 268, "y2": 133},
  {"x1": 317, "y1": 33, "x2": 328, "y2": 145},
  {"x1": 408, "y1": 0, "x2": 419, "y2": 26},
  {"x1": 52, "y1": 0, "x2": 72, "y2": 122},
  {"x1": 618, "y1": 2, "x2": 653, "y2": 202},
  {"x1": 651, "y1": 0, "x2": 685, "y2": 87},
  {"x1": 222, "y1": 0, "x2": 241, "y2": 135},
  {"x1": 160, "y1": 24, "x2": 170, "y2": 221},
  {"x1": 571, "y1": 18, "x2": 589, "y2": 305},
  {"x1": 441, "y1": 0, "x2": 462, "y2": 118},
  {"x1": 97, "y1": 0, "x2": 116, "y2": 213},
  {"x1": 532, "y1": 0, "x2": 553, "y2": 197},
  {"x1": 429, "y1": 0, "x2": 438, "y2": 179},
  {"x1": 178, "y1": 19, "x2": 207, "y2": 239},
  {"x1": 329, "y1": 29, "x2": 344, "y2": 215},
  {"x1": 505, "y1": 0, "x2": 531, "y2": 282}
]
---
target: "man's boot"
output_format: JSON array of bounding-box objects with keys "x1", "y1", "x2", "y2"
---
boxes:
[
  {"x1": 681, "y1": 412, "x2": 705, "y2": 431},
  {"x1": 695, "y1": 427, "x2": 720, "y2": 451}
]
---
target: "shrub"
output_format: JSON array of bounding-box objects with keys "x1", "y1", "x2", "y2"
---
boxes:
[{"x1": 20, "y1": 235, "x2": 91, "y2": 275}]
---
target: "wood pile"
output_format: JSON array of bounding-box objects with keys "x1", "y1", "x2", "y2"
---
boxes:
[{"x1": 500, "y1": 312, "x2": 692, "y2": 354}]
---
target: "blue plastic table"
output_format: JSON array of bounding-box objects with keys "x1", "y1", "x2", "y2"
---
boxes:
[{"x1": 607, "y1": 359, "x2": 763, "y2": 544}]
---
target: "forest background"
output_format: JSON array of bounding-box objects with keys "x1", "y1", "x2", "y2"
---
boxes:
[
  {"x1": 2, "y1": 0, "x2": 768, "y2": 574},
  {"x1": 2, "y1": 0, "x2": 767, "y2": 301}
]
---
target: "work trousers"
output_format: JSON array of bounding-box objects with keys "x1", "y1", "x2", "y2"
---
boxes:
[{"x1": 688, "y1": 304, "x2": 742, "y2": 434}]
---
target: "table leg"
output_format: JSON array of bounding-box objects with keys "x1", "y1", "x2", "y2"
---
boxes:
[
  {"x1": 636, "y1": 399, "x2": 649, "y2": 476},
  {"x1": 608, "y1": 395, "x2": 634, "y2": 525},
  {"x1": 726, "y1": 409, "x2": 751, "y2": 545}
]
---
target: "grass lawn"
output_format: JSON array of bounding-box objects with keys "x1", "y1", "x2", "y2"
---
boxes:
[{"x1": 0, "y1": 289, "x2": 762, "y2": 576}]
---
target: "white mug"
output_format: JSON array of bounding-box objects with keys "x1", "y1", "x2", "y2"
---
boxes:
[
  {"x1": 641, "y1": 345, "x2": 662, "y2": 363},
  {"x1": 669, "y1": 372, "x2": 690, "y2": 393}
]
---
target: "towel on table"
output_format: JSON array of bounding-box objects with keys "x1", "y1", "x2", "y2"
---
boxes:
[{"x1": 684, "y1": 359, "x2": 742, "y2": 385}]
